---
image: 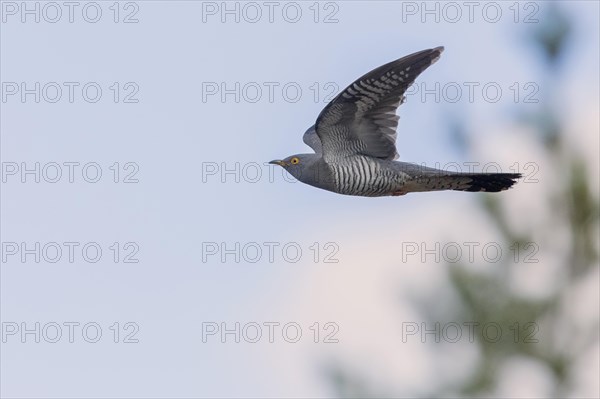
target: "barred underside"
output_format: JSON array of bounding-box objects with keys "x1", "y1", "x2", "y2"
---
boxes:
[
  {"x1": 330, "y1": 156, "x2": 410, "y2": 196},
  {"x1": 330, "y1": 159, "x2": 521, "y2": 196}
]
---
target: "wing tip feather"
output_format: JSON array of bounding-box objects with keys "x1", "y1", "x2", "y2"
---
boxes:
[{"x1": 430, "y1": 46, "x2": 445, "y2": 64}]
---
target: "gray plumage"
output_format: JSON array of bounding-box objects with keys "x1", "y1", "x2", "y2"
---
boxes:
[{"x1": 270, "y1": 47, "x2": 521, "y2": 197}]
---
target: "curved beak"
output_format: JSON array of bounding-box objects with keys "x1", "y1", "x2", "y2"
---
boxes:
[{"x1": 269, "y1": 160, "x2": 287, "y2": 167}]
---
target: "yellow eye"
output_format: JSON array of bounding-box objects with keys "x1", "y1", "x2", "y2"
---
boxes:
[{"x1": 290, "y1": 157, "x2": 300, "y2": 165}]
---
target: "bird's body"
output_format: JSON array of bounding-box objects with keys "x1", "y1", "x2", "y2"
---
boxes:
[
  {"x1": 286, "y1": 154, "x2": 521, "y2": 197},
  {"x1": 270, "y1": 47, "x2": 521, "y2": 196},
  {"x1": 284, "y1": 154, "x2": 407, "y2": 196}
]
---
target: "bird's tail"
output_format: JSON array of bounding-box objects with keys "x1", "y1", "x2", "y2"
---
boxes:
[
  {"x1": 453, "y1": 173, "x2": 522, "y2": 192},
  {"x1": 414, "y1": 173, "x2": 522, "y2": 193}
]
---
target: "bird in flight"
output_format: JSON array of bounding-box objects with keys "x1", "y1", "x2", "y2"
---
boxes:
[{"x1": 270, "y1": 46, "x2": 521, "y2": 196}]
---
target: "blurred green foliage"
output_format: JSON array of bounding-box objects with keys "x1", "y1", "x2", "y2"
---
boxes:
[{"x1": 327, "y1": 4, "x2": 598, "y2": 398}]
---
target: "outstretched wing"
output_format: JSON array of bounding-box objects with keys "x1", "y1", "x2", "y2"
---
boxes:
[
  {"x1": 302, "y1": 124, "x2": 322, "y2": 154},
  {"x1": 314, "y1": 46, "x2": 444, "y2": 161}
]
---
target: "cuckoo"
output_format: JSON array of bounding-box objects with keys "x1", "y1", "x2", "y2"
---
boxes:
[{"x1": 270, "y1": 47, "x2": 521, "y2": 196}]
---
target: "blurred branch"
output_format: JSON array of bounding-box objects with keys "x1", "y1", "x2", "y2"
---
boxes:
[{"x1": 325, "y1": 4, "x2": 597, "y2": 398}]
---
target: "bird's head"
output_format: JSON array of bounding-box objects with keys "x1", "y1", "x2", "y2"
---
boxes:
[{"x1": 269, "y1": 154, "x2": 320, "y2": 182}]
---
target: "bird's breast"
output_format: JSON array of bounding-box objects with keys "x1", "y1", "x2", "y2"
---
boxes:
[{"x1": 329, "y1": 157, "x2": 404, "y2": 197}]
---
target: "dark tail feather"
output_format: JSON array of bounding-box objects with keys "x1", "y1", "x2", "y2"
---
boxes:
[{"x1": 459, "y1": 173, "x2": 522, "y2": 192}]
